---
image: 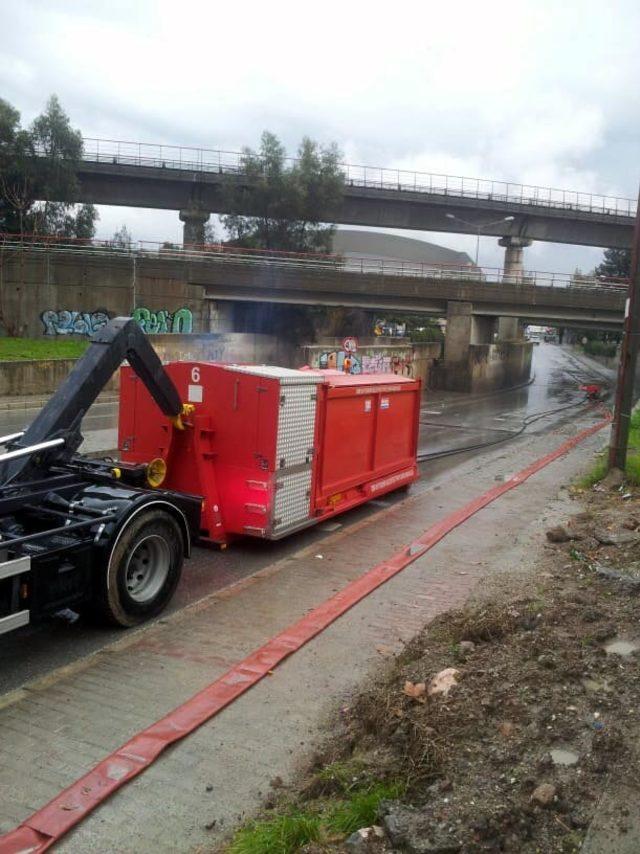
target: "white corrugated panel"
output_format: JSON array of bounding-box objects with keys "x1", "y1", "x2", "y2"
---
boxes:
[
  {"x1": 272, "y1": 469, "x2": 314, "y2": 535},
  {"x1": 276, "y1": 382, "x2": 318, "y2": 469},
  {"x1": 226, "y1": 365, "x2": 323, "y2": 385}
]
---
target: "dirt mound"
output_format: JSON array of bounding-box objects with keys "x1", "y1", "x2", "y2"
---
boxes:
[
  {"x1": 226, "y1": 490, "x2": 640, "y2": 853},
  {"x1": 319, "y1": 494, "x2": 640, "y2": 851}
]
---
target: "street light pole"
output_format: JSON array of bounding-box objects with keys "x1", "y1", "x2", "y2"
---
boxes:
[
  {"x1": 445, "y1": 213, "x2": 514, "y2": 270},
  {"x1": 608, "y1": 184, "x2": 640, "y2": 472}
]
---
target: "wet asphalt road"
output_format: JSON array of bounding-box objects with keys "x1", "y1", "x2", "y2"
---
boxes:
[{"x1": 0, "y1": 344, "x2": 614, "y2": 695}]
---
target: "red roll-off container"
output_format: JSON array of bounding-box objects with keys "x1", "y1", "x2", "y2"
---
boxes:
[{"x1": 118, "y1": 363, "x2": 420, "y2": 544}]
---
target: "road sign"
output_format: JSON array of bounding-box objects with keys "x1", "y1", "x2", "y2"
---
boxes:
[{"x1": 342, "y1": 336, "x2": 358, "y2": 354}]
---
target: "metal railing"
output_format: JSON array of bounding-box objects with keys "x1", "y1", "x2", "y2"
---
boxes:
[
  {"x1": 0, "y1": 234, "x2": 629, "y2": 294},
  {"x1": 75, "y1": 137, "x2": 637, "y2": 219}
]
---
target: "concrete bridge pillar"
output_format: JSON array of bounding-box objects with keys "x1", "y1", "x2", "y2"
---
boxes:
[
  {"x1": 444, "y1": 301, "x2": 473, "y2": 364},
  {"x1": 179, "y1": 208, "x2": 210, "y2": 247},
  {"x1": 471, "y1": 315, "x2": 496, "y2": 345},
  {"x1": 207, "y1": 300, "x2": 235, "y2": 333},
  {"x1": 444, "y1": 302, "x2": 495, "y2": 363},
  {"x1": 496, "y1": 316, "x2": 520, "y2": 340},
  {"x1": 499, "y1": 236, "x2": 532, "y2": 283}
]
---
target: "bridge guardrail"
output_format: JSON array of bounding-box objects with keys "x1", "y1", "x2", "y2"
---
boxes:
[
  {"x1": 73, "y1": 137, "x2": 637, "y2": 219},
  {"x1": 0, "y1": 235, "x2": 629, "y2": 295}
]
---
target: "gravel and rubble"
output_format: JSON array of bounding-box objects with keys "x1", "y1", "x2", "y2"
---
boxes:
[{"x1": 230, "y1": 484, "x2": 640, "y2": 853}]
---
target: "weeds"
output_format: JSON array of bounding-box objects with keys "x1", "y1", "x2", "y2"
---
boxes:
[
  {"x1": 325, "y1": 781, "x2": 405, "y2": 834},
  {"x1": 229, "y1": 811, "x2": 321, "y2": 854},
  {"x1": 433, "y1": 603, "x2": 522, "y2": 644},
  {"x1": 228, "y1": 780, "x2": 403, "y2": 853},
  {"x1": 578, "y1": 410, "x2": 640, "y2": 487}
]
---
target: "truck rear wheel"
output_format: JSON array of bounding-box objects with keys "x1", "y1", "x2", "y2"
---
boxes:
[{"x1": 98, "y1": 508, "x2": 184, "y2": 627}]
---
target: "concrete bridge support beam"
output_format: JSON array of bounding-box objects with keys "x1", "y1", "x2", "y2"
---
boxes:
[
  {"x1": 207, "y1": 300, "x2": 235, "y2": 333},
  {"x1": 179, "y1": 208, "x2": 210, "y2": 247},
  {"x1": 444, "y1": 301, "x2": 474, "y2": 364},
  {"x1": 496, "y1": 316, "x2": 520, "y2": 341},
  {"x1": 471, "y1": 314, "x2": 496, "y2": 345},
  {"x1": 444, "y1": 302, "x2": 496, "y2": 363},
  {"x1": 499, "y1": 236, "x2": 532, "y2": 283},
  {"x1": 436, "y1": 301, "x2": 531, "y2": 393}
]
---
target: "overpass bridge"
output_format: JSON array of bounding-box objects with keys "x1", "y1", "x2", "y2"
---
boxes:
[
  {"x1": 68, "y1": 139, "x2": 636, "y2": 250},
  {"x1": 0, "y1": 239, "x2": 626, "y2": 331}
]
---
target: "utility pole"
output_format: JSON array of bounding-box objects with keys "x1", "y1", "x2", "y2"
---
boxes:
[{"x1": 608, "y1": 185, "x2": 640, "y2": 471}]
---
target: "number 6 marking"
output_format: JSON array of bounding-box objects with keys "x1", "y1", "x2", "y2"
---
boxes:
[{"x1": 191, "y1": 366, "x2": 200, "y2": 383}]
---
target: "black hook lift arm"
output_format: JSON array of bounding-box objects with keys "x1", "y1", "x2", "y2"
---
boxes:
[{"x1": 0, "y1": 317, "x2": 183, "y2": 485}]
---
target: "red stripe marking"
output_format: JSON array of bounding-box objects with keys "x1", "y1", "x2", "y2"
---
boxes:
[{"x1": 0, "y1": 414, "x2": 610, "y2": 853}]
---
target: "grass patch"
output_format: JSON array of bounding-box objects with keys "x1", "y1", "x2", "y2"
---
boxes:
[
  {"x1": 577, "y1": 454, "x2": 609, "y2": 488},
  {"x1": 578, "y1": 409, "x2": 640, "y2": 487},
  {"x1": 0, "y1": 338, "x2": 89, "y2": 361},
  {"x1": 229, "y1": 812, "x2": 321, "y2": 854},
  {"x1": 228, "y1": 779, "x2": 404, "y2": 853},
  {"x1": 325, "y1": 781, "x2": 405, "y2": 834}
]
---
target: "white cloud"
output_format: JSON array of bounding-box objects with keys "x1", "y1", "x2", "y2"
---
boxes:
[{"x1": 2, "y1": 0, "x2": 639, "y2": 273}]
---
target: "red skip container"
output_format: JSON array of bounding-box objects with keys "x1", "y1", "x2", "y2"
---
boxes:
[{"x1": 119, "y1": 363, "x2": 421, "y2": 544}]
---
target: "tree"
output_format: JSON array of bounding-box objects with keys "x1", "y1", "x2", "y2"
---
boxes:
[
  {"x1": 0, "y1": 98, "x2": 33, "y2": 234},
  {"x1": 221, "y1": 131, "x2": 344, "y2": 252},
  {"x1": 0, "y1": 95, "x2": 98, "y2": 239},
  {"x1": 595, "y1": 248, "x2": 631, "y2": 279},
  {"x1": 203, "y1": 220, "x2": 216, "y2": 244},
  {"x1": 111, "y1": 224, "x2": 133, "y2": 248}
]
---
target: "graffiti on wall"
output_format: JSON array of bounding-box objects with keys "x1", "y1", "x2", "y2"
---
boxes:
[
  {"x1": 132, "y1": 306, "x2": 193, "y2": 334},
  {"x1": 318, "y1": 350, "x2": 362, "y2": 373},
  {"x1": 315, "y1": 349, "x2": 414, "y2": 377},
  {"x1": 41, "y1": 310, "x2": 111, "y2": 336},
  {"x1": 41, "y1": 306, "x2": 194, "y2": 336}
]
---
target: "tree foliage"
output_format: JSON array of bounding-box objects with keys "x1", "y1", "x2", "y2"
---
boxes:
[
  {"x1": 111, "y1": 224, "x2": 133, "y2": 248},
  {"x1": 221, "y1": 131, "x2": 344, "y2": 252},
  {"x1": 0, "y1": 95, "x2": 97, "y2": 238},
  {"x1": 595, "y1": 247, "x2": 631, "y2": 279}
]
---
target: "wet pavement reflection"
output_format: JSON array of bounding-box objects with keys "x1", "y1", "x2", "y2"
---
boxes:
[{"x1": 418, "y1": 343, "x2": 615, "y2": 461}]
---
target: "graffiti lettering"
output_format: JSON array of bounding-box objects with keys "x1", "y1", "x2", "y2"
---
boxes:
[
  {"x1": 361, "y1": 354, "x2": 391, "y2": 374},
  {"x1": 41, "y1": 306, "x2": 194, "y2": 336},
  {"x1": 315, "y1": 349, "x2": 415, "y2": 377},
  {"x1": 132, "y1": 306, "x2": 193, "y2": 334},
  {"x1": 41, "y1": 310, "x2": 110, "y2": 336}
]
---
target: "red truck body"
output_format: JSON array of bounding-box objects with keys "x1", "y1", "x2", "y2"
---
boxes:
[{"x1": 119, "y1": 362, "x2": 421, "y2": 544}]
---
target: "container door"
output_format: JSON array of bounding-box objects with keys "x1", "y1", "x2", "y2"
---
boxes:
[
  {"x1": 317, "y1": 390, "x2": 376, "y2": 496},
  {"x1": 374, "y1": 390, "x2": 418, "y2": 469}
]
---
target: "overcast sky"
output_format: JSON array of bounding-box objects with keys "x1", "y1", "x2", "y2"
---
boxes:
[{"x1": 2, "y1": 0, "x2": 639, "y2": 273}]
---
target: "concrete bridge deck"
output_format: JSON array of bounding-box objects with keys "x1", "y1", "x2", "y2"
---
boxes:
[
  {"x1": 69, "y1": 138, "x2": 636, "y2": 249},
  {"x1": 0, "y1": 241, "x2": 626, "y2": 330}
]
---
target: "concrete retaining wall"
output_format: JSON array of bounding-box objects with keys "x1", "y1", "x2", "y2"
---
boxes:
[
  {"x1": 432, "y1": 341, "x2": 533, "y2": 393},
  {"x1": 0, "y1": 358, "x2": 94, "y2": 397},
  {"x1": 1, "y1": 335, "x2": 441, "y2": 398},
  {"x1": 0, "y1": 333, "x2": 297, "y2": 397}
]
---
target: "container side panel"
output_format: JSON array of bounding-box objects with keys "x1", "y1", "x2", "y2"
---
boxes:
[
  {"x1": 318, "y1": 395, "x2": 375, "y2": 496},
  {"x1": 118, "y1": 366, "x2": 171, "y2": 461},
  {"x1": 374, "y1": 390, "x2": 420, "y2": 469}
]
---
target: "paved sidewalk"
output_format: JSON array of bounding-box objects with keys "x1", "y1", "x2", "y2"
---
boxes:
[{"x1": 0, "y1": 413, "x2": 607, "y2": 852}]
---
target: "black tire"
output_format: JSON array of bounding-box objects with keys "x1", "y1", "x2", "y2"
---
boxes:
[{"x1": 96, "y1": 508, "x2": 184, "y2": 627}]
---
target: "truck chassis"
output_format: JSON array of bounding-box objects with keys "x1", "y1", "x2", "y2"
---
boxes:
[{"x1": 0, "y1": 318, "x2": 201, "y2": 635}]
